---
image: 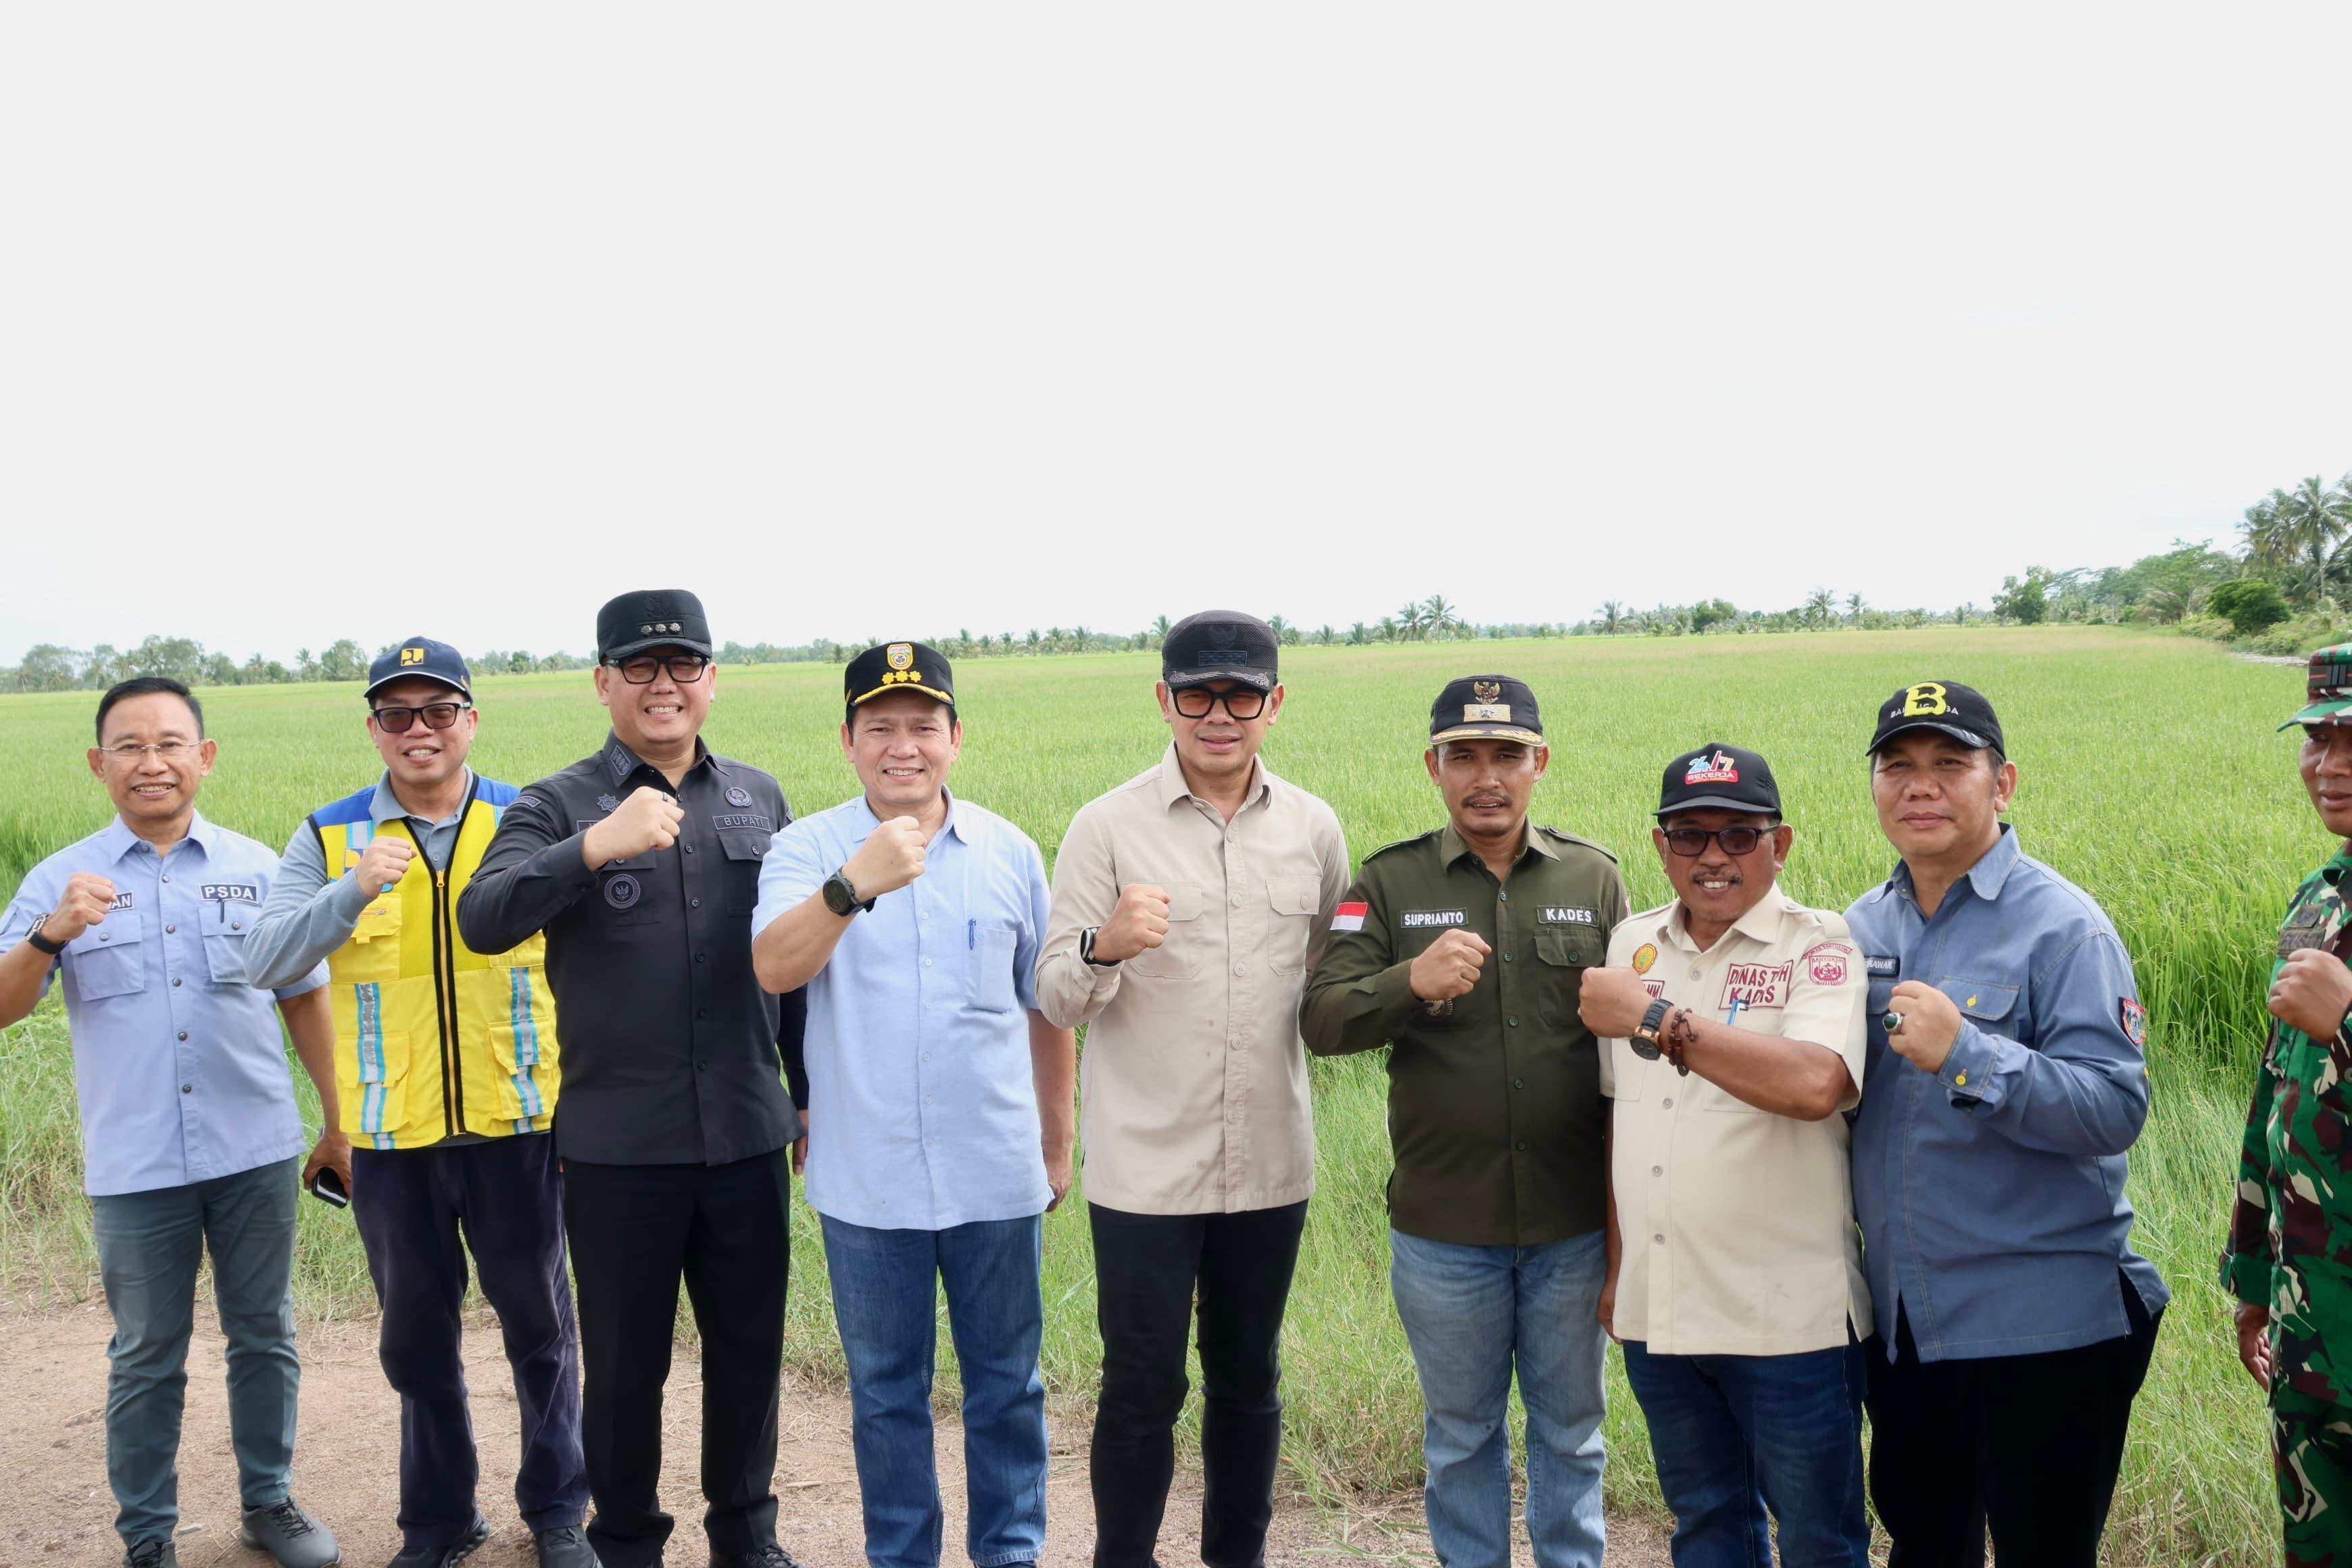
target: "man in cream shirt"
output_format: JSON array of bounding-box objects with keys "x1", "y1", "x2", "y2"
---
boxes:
[
  {"x1": 1037, "y1": 610, "x2": 1348, "y2": 1568},
  {"x1": 1577, "y1": 742, "x2": 1872, "y2": 1568}
]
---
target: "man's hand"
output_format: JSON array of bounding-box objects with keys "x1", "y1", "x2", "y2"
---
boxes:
[
  {"x1": 1409, "y1": 929, "x2": 1490, "y2": 1002},
  {"x1": 2237, "y1": 1300, "x2": 2273, "y2": 1390},
  {"x1": 1598, "y1": 1268, "x2": 1620, "y2": 1344},
  {"x1": 1886, "y1": 980, "x2": 1963, "y2": 1074},
  {"x1": 351, "y1": 836, "x2": 415, "y2": 897},
  {"x1": 45, "y1": 873, "x2": 117, "y2": 945},
  {"x1": 1092, "y1": 883, "x2": 1172, "y2": 964},
  {"x1": 301, "y1": 1127, "x2": 353, "y2": 1198},
  {"x1": 583, "y1": 787, "x2": 683, "y2": 867},
  {"x1": 843, "y1": 816, "x2": 927, "y2": 899},
  {"x1": 2270, "y1": 948, "x2": 2352, "y2": 1042},
  {"x1": 1577, "y1": 966, "x2": 1653, "y2": 1039},
  {"x1": 1044, "y1": 1141, "x2": 1075, "y2": 1212},
  {"x1": 793, "y1": 1112, "x2": 809, "y2": 1177}
]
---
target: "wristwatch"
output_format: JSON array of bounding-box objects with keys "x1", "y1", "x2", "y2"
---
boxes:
[
  {"x1": 1630, "y1": 996, "x2": 1671, "y2": 1060},
  {"x1": 820, "y1": 870, "x2": 875, "y2": 917},
  {"x1": 24, "y1": 914, "x2": 65, "y2": 956},
  {"x1": 1079, "y1": 926, "x2": 1120, "y2": 969}
]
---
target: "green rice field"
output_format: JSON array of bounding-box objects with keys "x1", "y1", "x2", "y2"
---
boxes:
[{"x1": 0, "y1": 626, "x2": 2318, "y2": 1564}]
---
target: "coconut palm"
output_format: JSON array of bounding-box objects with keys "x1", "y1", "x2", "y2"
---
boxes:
[
  {"x1": 1803, "y1": 588, "x2": 1838, "y2": 628},
  {"x1": 1594, "y1": 601, "x2": 1627, "y2": 636},
  {"x1": 2245, "y1": 475, "x2": 2352, "y2": 606},
  {"x1": 1422, "y1": 595, "x2": 1463, "y2": 639},
  {"x1": 1396, "y1": 602, "x2": 1427, "y2": 641}
]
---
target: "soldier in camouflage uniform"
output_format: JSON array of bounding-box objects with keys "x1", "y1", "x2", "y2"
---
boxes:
[{"x1": 2225, "y1": 643, "x2": 2352, "y2": 1568}]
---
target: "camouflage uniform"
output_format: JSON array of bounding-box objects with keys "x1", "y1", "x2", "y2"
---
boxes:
[{"x1": 2226, "y1": 849, "x2": 2352, "y2": 1568}]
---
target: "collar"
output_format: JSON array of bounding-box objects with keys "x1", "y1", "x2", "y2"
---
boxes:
[
  {"x1": 1154, "y1": 743, "x2": 1271, "y2": 814},
  {"x1": 99, "y1": 809, "x2": 216, "y2": 863},
  {"x1": 368, "y1": 768, "x2": 475, "y2": 827},
  {"x1": 1437, "y1": 818, "x2": 1550, "y2": 868},
  {"x1": 1654, "y1": 884, "x2": 1789, "y2": 952},
  {"x1": 1886, "y1": 822, "x2": 2022, "y2": 905},
  {"x1": 2325, "y1": 844, "x2": 2352, "y2": 885},
  {"x1": 852, "y1": 787, "x2": 970, "y2": 843},
  {"x1": 602, "y1": 731, "x2": 709, "y2": 787}
]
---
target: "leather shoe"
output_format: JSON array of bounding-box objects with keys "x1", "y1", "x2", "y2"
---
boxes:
[
  {"x1": 385, "y1": 1515, "x2": 489, "y2": 1568},
  {"x1": 124, "y1": 1542, "x2": 178, "y2": 1568},
  {"x1": 710, "y1": 1547, "x2": 805, "y2": 1568},
  {"x1": 535, "y1": 1525, "x2": 600, "y2": 1567}
]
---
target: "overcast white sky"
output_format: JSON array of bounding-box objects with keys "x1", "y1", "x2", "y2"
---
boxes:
[{"x1": 5, "y1": 5, "x2": 2350, "y2": 662}]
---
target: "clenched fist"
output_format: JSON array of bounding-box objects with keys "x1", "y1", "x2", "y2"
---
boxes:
[
  {"x1": 351, "y1": 835, "x2": 415, "y2": 896},
  {"x1": 1577, "y1": 966, "x2": 1653, "y2": 1039},
  {"x1": 845, "y1": 816, "x2": 928, "y2": 900},
  {"x1": 45, "y1": 873, "x2": 117, "y2": 945},
  {"x1": 1886, "y1": 980, "x2": 1963, "y2": 1073},
  {"x1": 1092, "y1": 883, "x2": 1172, "y2": 964},
  {"x1": 1410, "y1": 928, "x2": 1490, "y2": 1002},
  {"x1": 2270, "y1": 947, "x2": 2352, "y2": 1042},
  {"x1": 583, "y1": 786, "x2": 684, "y2": 868}
]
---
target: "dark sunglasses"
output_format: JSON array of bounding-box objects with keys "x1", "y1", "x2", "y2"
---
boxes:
[
  {"x1": 370, "y1": 702, "x2": 469, "y2": 733},
  {"x1": 608, "y1": 655, "x2": 710, "y2": 685},
  {"x1": 1662, "y1": 824, "x2": 1777, "y2": 858},
  {"x1": 1171, "y1": 685, "x2": 1268, "y2": 720}
]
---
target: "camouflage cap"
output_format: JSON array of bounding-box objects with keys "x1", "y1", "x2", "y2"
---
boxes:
[{"x1": 2282, "y1": 644, "x2": 2352, "y2": 731}]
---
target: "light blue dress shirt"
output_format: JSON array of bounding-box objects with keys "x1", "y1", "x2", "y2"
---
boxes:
[
  {"x1": 1, "y1": 813, "x2": 329, "y2": 1196},
  {"x1": 1846, "y1": 825, "x2": 2169, "y2": 1362},
  {"x1": 754, "y1": 791, "x2": 1052, "y2": 1231}
]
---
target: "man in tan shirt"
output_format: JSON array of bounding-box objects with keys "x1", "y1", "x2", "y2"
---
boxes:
[
  {"x1": 1037, "y1": 610, "x2": 1348, "y2": 1568},
  {"x1": 1576, "y1": 742, "x2": 1872, "y2": 1567}
]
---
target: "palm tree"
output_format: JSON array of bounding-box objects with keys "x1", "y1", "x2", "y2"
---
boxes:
[
  {"x1": 1422, "y1": 595, "x2": 1463, "y2": 639},
  {"x1": 2246, "y1": 475, "x2": 2352, "y2": 606},
  {"x1": 1377, "y1": 616, "x2": 1399, "y2": 643},
  {"x1": 1803, "y1": 587, "x2": 1838, "y2": 628},
  {"x1": 1396, "y1": 602, "x2": 1427, "y2": 641},
  {"x1": 1348, "y1": 621, "x2": 1369, "y2": 645},
  {"x1": 1844, "y1": 593, "x2": 1865, "y2": 626},
  {"x1": 1594, "y1": 601, "x2": 1626, "y2": 636}
]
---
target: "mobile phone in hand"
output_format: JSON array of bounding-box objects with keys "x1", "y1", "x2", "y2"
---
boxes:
[{"x1": 305, "y1": 1167, "x2": 349, "y2": 1208}]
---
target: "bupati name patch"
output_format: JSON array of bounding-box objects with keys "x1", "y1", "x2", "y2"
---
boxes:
[
  {"x1": 712, "y1": 813, "x2": 774, "y2": 831},
  {"x1": 1720, "y1": 960, "x2": 1792, "y2": 1009},
  {"x1": 201, "y1": 882, "x2": 260, "y2": 904},
  {"x1": 1400, "y1": 910, "x2": 1467, "y2": 929},
  {"x1": 1538, "y1": 906, "x2": 1596, "y2": 925}
]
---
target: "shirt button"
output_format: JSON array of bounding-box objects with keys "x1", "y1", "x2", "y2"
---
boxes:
[
  {"x1": 695, "y1": 952, "x2": 706, "y2": 964},
  {"x1": 1511, "y1": 1077, "x2": 1524, "y2": 1089},
  {"x1": 1229, "y1": 1035, "x2": 1242, "y2": 1050},
  {"x1": 1498, "y1": 891, "x2": 1508, "y2": 902},
  {"x1": 162, "y1": 875, "x2": 170, "y2": 883},
  {"x1": 180, "y1": 1083, "x2": 192, "y2": 1094},
  {"x1": 232, "y1": 921, "x2": 242, "y2": 931},
  {"x1": 690, "y1": 898, "x2": 702, "y2": 909},
  {"x1": 1231, "y1": 894, "x2": 1244, "y2": 908},
  {"x1": 923, "y1": 958, "x2": 933, "y2": 968},
  {"x1": 165, "y1": 925, "x2": 176, "y2": 935},
  {"x1": 172, "y1": 977, "x2": 182, "y2": 987},
  {"x1": 1233, "y1": 963, "x2": 1247, "y2": 976},
  {"x1": 1502, "y1": 952, "x2": 1512, "y2": 962},
  {"x1": 1507, "y1": 1016, "x2": 1519, "y2": 1027},
  {"x1": 99, "y1": 933, "x2": 109, "y2": 942},
  {"x1": 923, "y1": 1052, "x2": 931, "y2": 1062},
  {"x1": 1652, "y1": 1165, "x2": 1663, "y2": 1177},
  {"x1": 1514, "y1": 1140, "x2": 1527, "y2": 1151},
  {"x1": 1653, "y1": 1233, "x2": 1665, "y2": 1244},
  {"x1": 177, "y1": 1032, "x2": 188, "y2": 1042},
  {"x1": 685, "y1": 846, "x2": 695, "y2": 855},
  {"x1": 1661, "y1": 1096, "x2": 1674, "y2": 1108},
  {"x1": 696, "y1": 1060, "x2": 707, "y2": 1071}
]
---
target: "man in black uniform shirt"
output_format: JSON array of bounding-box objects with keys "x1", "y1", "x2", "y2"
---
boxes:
[{"x1": 458, "y1": 589, "x2": 808, "y2": 1568}]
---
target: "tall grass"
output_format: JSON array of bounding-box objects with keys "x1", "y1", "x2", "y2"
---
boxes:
[{"x1": 0, "y1": 626, "x2": 2314, "y2": 1561}]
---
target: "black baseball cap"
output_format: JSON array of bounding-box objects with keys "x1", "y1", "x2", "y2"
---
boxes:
[
  {"x1": 597, "y1": 589, "x2": 714, "y2": 662},
  {"x1": 845, "y1": 641, "x2": 956, "y2": 719},
  {"x1": 1162, "y1": 611, "x2": 1279, "y2": 692},
  {"x1": 364, "y1": 637, "x2": 472, "y2": 702},
  {"x1": 1429, "y1": 675, "x2": 1544, "y2": 746},
  {"x1": 1867, "y1": 679, "x2": 2005, "y2": 756},
  {"x1": 1657, "y1": 742, "x2": 1780, "y2": 818}
]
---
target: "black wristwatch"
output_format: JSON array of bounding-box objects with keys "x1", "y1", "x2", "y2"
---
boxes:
[
  {"x1": 24, "y1": 915, "x2": 65, "y2": 956},
  {"x1": 1079, "y1": 926, "x2": 1120, "y2": 969},
  {"x1": 820, "y1": 870, "x2": 876, "y2": 918},
  {"x1": 1629, "y1": 996, "x2": 1671, "y2": 1061}
]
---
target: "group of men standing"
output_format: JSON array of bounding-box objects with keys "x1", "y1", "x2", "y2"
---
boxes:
[{"x1": 43, "y1": 587, "x2": 2352, "y2": 1568}]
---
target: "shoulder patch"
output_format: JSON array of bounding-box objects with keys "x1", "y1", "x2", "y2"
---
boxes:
[
  {"x1": 513, "y1": 793, "x2": 544, "y2": 810},
  {"x1": 1363, "y1": 831, "x2": 1441, "y2": 863},
  {"x1": 1534, "y1": 825, "x2": 1620, "y2": 864}
]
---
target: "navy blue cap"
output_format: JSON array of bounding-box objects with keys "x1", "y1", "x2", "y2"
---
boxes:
[{"x1": 365, "y1": 637, "x2": 472, "y2": 701}]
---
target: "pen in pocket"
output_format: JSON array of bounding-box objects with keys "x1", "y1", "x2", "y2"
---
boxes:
[{"x1": 968, "y1": 918, "x2": 975, "y2": 950}]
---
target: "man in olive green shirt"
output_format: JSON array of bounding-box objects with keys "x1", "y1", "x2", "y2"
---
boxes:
[{"x1": 1302, "y1": 675, "x2": 1626, "y2": 1568}]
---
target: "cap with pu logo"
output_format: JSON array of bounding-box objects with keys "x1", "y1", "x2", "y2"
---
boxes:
[{"x1": 364, "y1": 637, "x2": 472, "y2": 701}]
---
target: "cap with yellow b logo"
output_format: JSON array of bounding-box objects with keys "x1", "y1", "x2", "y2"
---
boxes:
[{"x1": 1867, "y1": 679, "x2": 2004, "y2": 756}]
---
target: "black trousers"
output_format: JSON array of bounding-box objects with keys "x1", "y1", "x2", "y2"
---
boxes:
[
  {"x1": 1087, "y1": 1200, "x2": 1308, "y2": 1568},
  {"x1": 350, "y1": 1135, "x2": 587, "y2": 1552},
  {"x1": 564, "y1": 1150, "x2": 793, "y2": 1568},
  {"x1": 1864, "y1": 1275, "x2": 2163, "y2": 1568}
]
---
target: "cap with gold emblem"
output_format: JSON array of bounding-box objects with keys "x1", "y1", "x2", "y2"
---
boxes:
[
  {"x1": 597, "y1": 589, "x2": 713, "y2": 662},
  {"x1": 364, "y1": 636, "x2": 472, "y2": 701},
  {"x1": 1866, "y1": 679, "x2": 2003, "y2": 755},
  {"x1": 1428, "y1": 675, "x2": 1544, "y2": 747},
  {"x1": 845, "y1": 641, "x2": 956, "y2": 719},
  {"x1": 2281, "y1": 643, "x2": 2352, "y2": 731}
]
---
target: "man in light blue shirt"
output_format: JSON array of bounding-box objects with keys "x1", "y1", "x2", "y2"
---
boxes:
[
  {"x1": 752, "y1": 641, "x2": 1073, "y2": 1568},
  {"x1": 0, "y1": 678, "x2": 342, "y2": 1568},
  {"x1": 1846, "y1": 679, "x2": 2167, "y2": 1567}
]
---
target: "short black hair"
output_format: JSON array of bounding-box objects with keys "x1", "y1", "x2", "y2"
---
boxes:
[{"x1": 95, "y1": 677, "x2": 204, "y2": 744}]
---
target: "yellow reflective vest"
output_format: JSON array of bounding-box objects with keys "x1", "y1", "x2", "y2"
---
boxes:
[{"x1": 308, "y1": 777, "x2": 559, "y2": 1148}]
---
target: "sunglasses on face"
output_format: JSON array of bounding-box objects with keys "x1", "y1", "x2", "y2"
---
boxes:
[
  {"x1": 608, "y1": 655, "x2": 710, "y2": 685},
  {"x1": 371, "y1": 702, "x2": 469, "y2": 733},
  {"x1": 1662, "y1": 824, "x2": 1775, "y2": 858},
  {"x1": 1171, "y1": 685, "x2": 1267, "y2": 720}
]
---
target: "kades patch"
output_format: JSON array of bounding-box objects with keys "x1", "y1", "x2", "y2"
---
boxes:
[{"x1": 1537, "y1": 905, "x2": 1596, "y2": 926}]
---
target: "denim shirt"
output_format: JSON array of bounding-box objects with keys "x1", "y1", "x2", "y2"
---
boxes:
[{"x1": 1846, "y1": 827, "x2": 2169, "y2": 1361}]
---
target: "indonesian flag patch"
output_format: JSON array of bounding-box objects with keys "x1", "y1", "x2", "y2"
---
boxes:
[
  {"x1": 2120, "y1": 998, "x2": 2147, "y2": 1048},
  {"x1": 1331, "y1": 902, "x2": 1369, "y2": 933}
]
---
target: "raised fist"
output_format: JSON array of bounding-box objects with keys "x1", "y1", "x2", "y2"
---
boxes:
[
  {"x1": 845, "y1": 816, "x2": 928, "y2": 899},
  {"x1": 45, "y1": 873, "x2": 117, "y2": 945},
  {"x1": 1092, "y1": 883, "x2": 1173, "y2": 964},
  {"x1": 352, "y1": 836, "x2": 415, "y2": 897},
  {"x1": 584, "y1": 786, "x2": 685, "y2": 867},
  {"x1": 1409, "y1": 928, "x2": 1490, "y2": 1002}
]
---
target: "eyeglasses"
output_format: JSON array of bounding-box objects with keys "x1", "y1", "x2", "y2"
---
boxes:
[
  {"x1": 1171, "y1": 685, "x2": 1268, "y2": 720},
  {"x1": 608, "y1": 655, "x2": 710, "y2": 685},
  {"x1": 371, "y1": 702, "x2": 470, "y2": 733},
  {"x1": 1662, "y1": 824, "x2": 1778, "y2": 858},
  {"x1": 101, "y1": 741, "x2": 200, "y2": 764}
]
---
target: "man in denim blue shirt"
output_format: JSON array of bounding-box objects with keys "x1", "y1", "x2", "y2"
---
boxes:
[
  {"x1": 1846, "y1": 679, "x2": 2168, "y2": 1567},
  {"x1": 752, "y1": 642, "x2": 1074, "y2": 1568},
  {"x1": 0, "y1": 679, "x2": 341, "y2": 1568}
]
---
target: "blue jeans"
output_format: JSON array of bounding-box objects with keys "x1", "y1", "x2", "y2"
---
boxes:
[
  {"x1": 820, "y1": 1212, "x2": 1048, "y2": 1568},
  {"x1": 89, "y1": 1155, "x2": 302, "y2": 1549},
  {"x1": 1621, "y1": 1338, "x2": 1869, "y2": 1567},
  {"x1": 1388, "y1": 1227, "x2": 1609, "y2": 1568}
]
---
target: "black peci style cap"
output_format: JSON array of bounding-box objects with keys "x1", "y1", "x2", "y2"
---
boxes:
[
  {"x1": 597, "y1": 589, "x2": 713, "y2": 662},
  {"x1": 845, "y1": 641, "x2": 956, "y2": 720},
  {"x1": 364, "y1": 637, "x2": 472, "y2": 702},
  {"x1": 1866, "y1": 679, "x2": 2005, "y2": 756},
  {"x1": 1162, "y1": 611, "x2": 1279, "y2": 691},
  {"x1": 1429, "y1": 675, "x2": 1544, "y2": 747},
  {"x1": 1656, "y1": 742, "x2": 1781, "y2": 818}
]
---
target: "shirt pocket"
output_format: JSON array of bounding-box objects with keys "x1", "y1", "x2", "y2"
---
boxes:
[
  {"x1": 1533, "y1": 924, "x2": 1604, "y2": 1031},
  {"x1": 342, "y1": 893, "x2": 406, "y2": 983},
  {"x1": 1265, "y1": 875, "x2": 1320, "y2": 975},
  {"x1": 1129, "y1": 879, "x2": 1204, "y2": 979},
  {"x1": 342, "y1": 1027, "x2": 415, "y2": 1140},
  {"x1": 969, "y1": 918, "x2": 1022, "y2": 1012},
  {"x1": 203, "y1": 899, "x2": 256, "y2": 986},
  {"x1": 66, "y1": 912, "x2": 147, "y2": 1002},
  {"x1": 717, "y1": 827, "x2": 770, "y2": 912},
  {"x1": 1935, "y1": 977, "x2": 2020, "y2": 1041}
]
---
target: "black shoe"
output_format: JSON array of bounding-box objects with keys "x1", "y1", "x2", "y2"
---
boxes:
[
  {"x1": 535, "y1": 1525, "x2": 601, "y2": 1568},
  {"x1": 124, "y1": 1542, "x2": 178, "y2": 1568},
  {"x1": 710, "y1": 1547, "x2": 804, "y2": 1568},
  {"x1": 386, "y1": 1517, "x2": 490, "y2": 1568}
]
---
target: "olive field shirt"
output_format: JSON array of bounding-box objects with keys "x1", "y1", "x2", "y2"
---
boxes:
[{"x1": 1301, "y1": 821, "x2": 1627, "y2": 1247}]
